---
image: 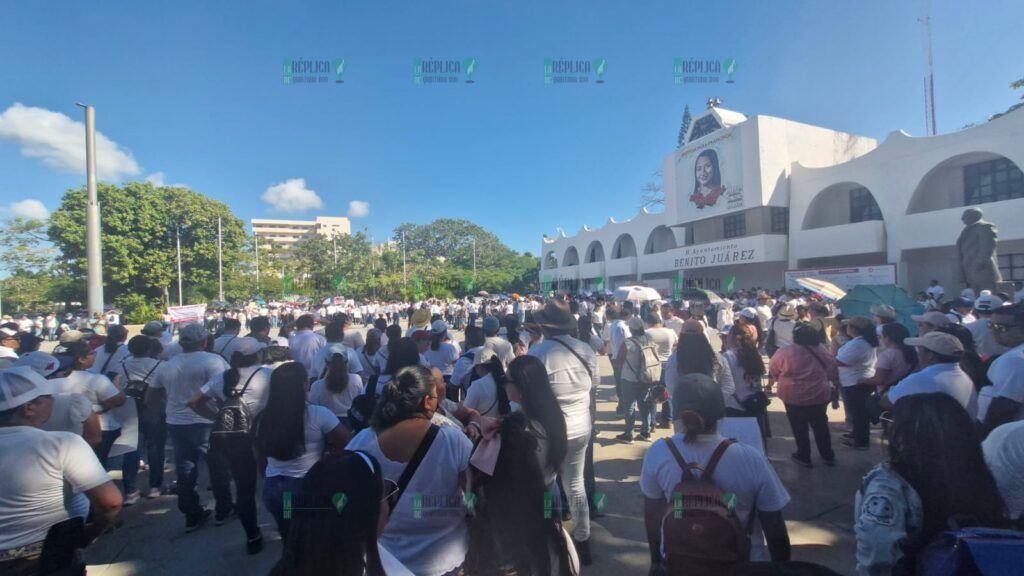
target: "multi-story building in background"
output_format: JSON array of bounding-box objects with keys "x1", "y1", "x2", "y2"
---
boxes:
[{"x1": 251, "y1": 216, "x2": 351, "y2": 255}]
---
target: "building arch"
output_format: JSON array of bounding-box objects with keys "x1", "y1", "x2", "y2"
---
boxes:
[
  {"x1": 802, "y1": 182, "x2": 882, "y2": 230},
  {"x1": 543, "y1": 250, "x2": 558, "y2": 270},
  {"x1": 585, "y1": 241, "x2": 605, "y2": 263},
  {"x1": 563, "y1": 246, "x2": 580, "y2": 266},
  {"x1": 611, "y1": 234, "x2": 638, "y2": 259},
  {"x1": 907, "y1": 152, "x2": 1024, "y2": 214},
  {"x1": 644, "y1": 225, "x2": 678, "y2": 254}
]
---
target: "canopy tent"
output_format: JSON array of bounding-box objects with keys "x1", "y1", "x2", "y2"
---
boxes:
[
  {"x1": 837, "y1": 284, "x2": 925, "y2": 336},
  {"x1": 795, "y1": 277, "x2": 847, "y2": 301},
  {"x1": 613, "y1": 285, "x2": 662, "y2": 303},
  {"x1": 679, "y1": 288, "x2": 725, "y2": 305}
]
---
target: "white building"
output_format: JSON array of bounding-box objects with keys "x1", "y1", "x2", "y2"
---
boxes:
[
  {"x1": 252, "y1": 216, "x2": 351, "y2": 254},
  {"x1": 540, "y1": 104, "x2": 1024, "y2": 296}
]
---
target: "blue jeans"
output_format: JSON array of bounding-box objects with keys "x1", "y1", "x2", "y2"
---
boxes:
[
  {"x1": 263, "y1": 475, "x2": 305, "y2": 538},
  {"x1": 168, "y1": 423, "x2": 232, "y2": 520},
  {"x1": 622, "y1": 380, "x2": 654, "y2": 436}
]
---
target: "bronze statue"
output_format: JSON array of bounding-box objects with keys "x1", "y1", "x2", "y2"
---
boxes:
[{"x1": 956, "y1": 208, "x2": 1002, "y2": 294}]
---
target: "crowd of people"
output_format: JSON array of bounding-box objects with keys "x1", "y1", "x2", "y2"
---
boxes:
[{"x1": 1, "y1": 282, "x2": 1023, "y2": 575}]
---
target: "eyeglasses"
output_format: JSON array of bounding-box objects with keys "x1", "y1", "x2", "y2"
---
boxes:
[
  {"x1": 990, "y1": 322, "x2": 1021, "y2": 334},
  {"x1": 382, "y1": 479, "x2": 400, "y2": 508}
]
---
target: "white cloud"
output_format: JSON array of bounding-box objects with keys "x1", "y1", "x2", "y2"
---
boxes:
[
  {"x1": 145, "y1": 172, "x2": 165, "y2": 187},
  {"x1": 261, "y1": 178, "x2": 324, "y2": 212},
  {"x1": 347, "y1": 200, "x2": 370, "y2": 218},
  {"x1": 0, "y1": 102, "x2": 141, "y2": 181},
  {"x1": 1, "y1": 199, "x2": 50, "y2": 220}
]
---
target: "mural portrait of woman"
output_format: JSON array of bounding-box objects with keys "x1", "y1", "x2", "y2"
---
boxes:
[{"x1": 691, "y1": 148, "x2": 726, "y2": 208}]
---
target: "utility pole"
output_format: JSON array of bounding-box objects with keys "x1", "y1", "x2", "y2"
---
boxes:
[
  {"x1": 217, "y1": 217, "x2": 224, "y2": 302},
  {"x1": 254, "y1": 230, "x2": 260, "y2": 292},
  {"x1": 175, "y1": 225, "x2": 183, "y2": 307},
  {"x1": 76, "y1": 103, "x2": 104, "y2": 317},
  {"x1": 920, "y1": 0, "x2": 937, "y2": 135},
  {"x1": 402, "y1": 230, "x2": 407, "y2": 287},
  {"x1": 333, "y1": 235, "x2": 338, "y2": 265},
  {"x1": 472, "y1": 237, "x2": 477, "y2": 285}
]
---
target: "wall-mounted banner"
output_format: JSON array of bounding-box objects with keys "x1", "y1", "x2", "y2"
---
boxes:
[
  {"x1": 672, "y1": 127, "x2": 745, "y2": 221},
  {"x1": 784, "y1": 265, "x2": 897, "y2": 291}
]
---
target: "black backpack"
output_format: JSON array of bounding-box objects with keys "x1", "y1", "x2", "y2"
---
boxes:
[
  {"x1": 122, "y1": 361, "x2": 161, "y2": 401},
  {"x1": 211, "y1": 369, "x2": 260, "y2": 448}
]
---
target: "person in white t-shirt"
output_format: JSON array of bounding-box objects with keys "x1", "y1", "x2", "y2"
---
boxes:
[
  {"x1": 308, "y1": 351, "x2": 365, "y2": 427},
  {"x1": 307, "y1": 321, "x2": 363, "y2": 382},
  {"x1": 482, "y1": 316, "x2": 514, "y2": 369},
  {"x1": 835, "y1": 317, "x2": 878, "y2": 450},
  {"x1": 254, "y1": 362, "x2": 349, "y2": 538},
  {"x1": 288, "y1": 315, "x2": 326, "y2": 374},
  {"x1": 145, "y1": 323, "x2": 233, "y2": 532},
  {"x1": 0, "y1": 367, "x2": 122, "y2": 573},
  {"x1": 122, "y1": 336, "x2": 167, "y2": 499},
  {"x1": 188, "y1": 336, "x2": 272, "y2": 553},
  {"x1": 269, "y1": 450, "x2": 415, "y2": 575},
  {"x1": 49, "y1": 341, "x2": 128, "y2": 466},
  {"x1": 211, "y1": 318, "x2": 243, "y2": 362},
  {"x1": 462, "y1": 348, "x2": 514, "y2": 418},
  {"x1": 424, "y1": 320, "x2": 461, "y2": 385},
  {"x1": 347, "y1": 365, "x2": 473, "y2": 576},
  {"x1": 981, "y1": 303, "x2": 1024, "y2": 435},
  {"x1": 886, "y1": 332, "x2": 977, "y2": 418},
  {"x1": 926, "y1": 280, "x2": 945, "y2": 302},
  {"x1": 640, "y1": 373, "x2": 791, "y2": 573}
]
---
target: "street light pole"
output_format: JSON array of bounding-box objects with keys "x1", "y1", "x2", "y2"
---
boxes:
[
  {"x1": 76, "y1": 103, "x2": 104, "y2": 317},
  {"x1": 472, "y1": 237, "x2": 477, "y2": 285},
  {"x1": 402, "y1": 230, "x2": 407, "y2": 287},
  {"x1": 254, "y1": 230, "x2": 260, "y2": 292},
  {"x1": 217, "y1": 217, "x2": 224, "y2": 302},
  {"x1": 176, "y1": 225, "x2": 183, "y2": 307},
  {"x1": 333, "y1": 235, "x2": 337, "y2": 265}
]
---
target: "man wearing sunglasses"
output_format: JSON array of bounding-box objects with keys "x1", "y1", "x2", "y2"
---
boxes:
[{"x1": 981, "y1": 303, "x2": 1024, "y2": 437}]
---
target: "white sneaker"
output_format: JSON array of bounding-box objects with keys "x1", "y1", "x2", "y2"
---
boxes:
[
  {"x1": 124, "y1": 490, "x2": 141, "y2": 506},
  {"x1": 145, "y1": 487, "x2": 162, "y2": 499}
]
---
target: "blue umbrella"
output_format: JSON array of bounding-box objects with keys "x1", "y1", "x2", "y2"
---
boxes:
[{"x1": 837, "y1": 284, "x2": 925, "y2": 336}]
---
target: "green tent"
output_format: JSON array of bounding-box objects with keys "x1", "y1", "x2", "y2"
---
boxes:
[{"x1": 837, "y1": 284, "x2": 925, "y2": 336}]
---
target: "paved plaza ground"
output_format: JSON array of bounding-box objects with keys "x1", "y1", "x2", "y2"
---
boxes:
[{"x1": 77, "y1": 328, "x2": 881, "y2": 575}]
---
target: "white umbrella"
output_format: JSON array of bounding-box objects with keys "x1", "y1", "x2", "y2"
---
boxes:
[{"x1": 613, "y1": 285, "x2": 662, "y2": 303}]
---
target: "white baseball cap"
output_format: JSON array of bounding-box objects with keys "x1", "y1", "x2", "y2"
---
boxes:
[
  {"x1": 233, "y1": 337, "x2": 266, "y2": 356},
  {"x1": 11, "y1": 352, "x2": 63, "y2": 378},
  {"x1": 0, "y1": 366, "x2": 54, "y2": 411}
]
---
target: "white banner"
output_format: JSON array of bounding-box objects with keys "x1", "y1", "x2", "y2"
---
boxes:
[
  {"x1": 784, "y1": 265, "x2": 897, "y2": 291},
  {"x1": 167, "y1": 303, "x2": 207, "y2": 324},
  {"x1": 673, "y1": 127, "x2": 745, "y2": 221}
]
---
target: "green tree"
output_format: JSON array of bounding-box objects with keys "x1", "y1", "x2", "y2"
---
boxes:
[
  {"x1": 48, "y1": 182, "x2": 248, "y2": 306},
  {"x1": 0, "y1": 217, "x2": 59, "y2": 313},
  {"x1": 677, "y1": 103, "x2": 693, "y2": 148}
]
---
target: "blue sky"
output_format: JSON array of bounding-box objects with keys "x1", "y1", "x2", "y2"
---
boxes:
[{"x1": 1, "y1": 0, "x2": 1021, "y2": 255}]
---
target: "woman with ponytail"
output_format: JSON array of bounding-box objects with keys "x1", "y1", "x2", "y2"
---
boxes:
[
  {"x1": 255, "y1": 361, "x2": 350, "y2": 539},
  {"x1": 640, "y1": 373, "x2": 792, "y2": 572},
  {"x1": 186, "y1": 337, "x2": 273, "y2": 554},
  {"x1": 347, "y1": 365, "x2": 473, "y2": 576},
  {"x1": 309, "y1": 351, "x2": 365, "y2": 428},
  {"x1": 90, "y1": 324, "x2": 130, "y2": 380},
  {"x1": 462, "y1": 348, "x2": 513, "y2": 418}
]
